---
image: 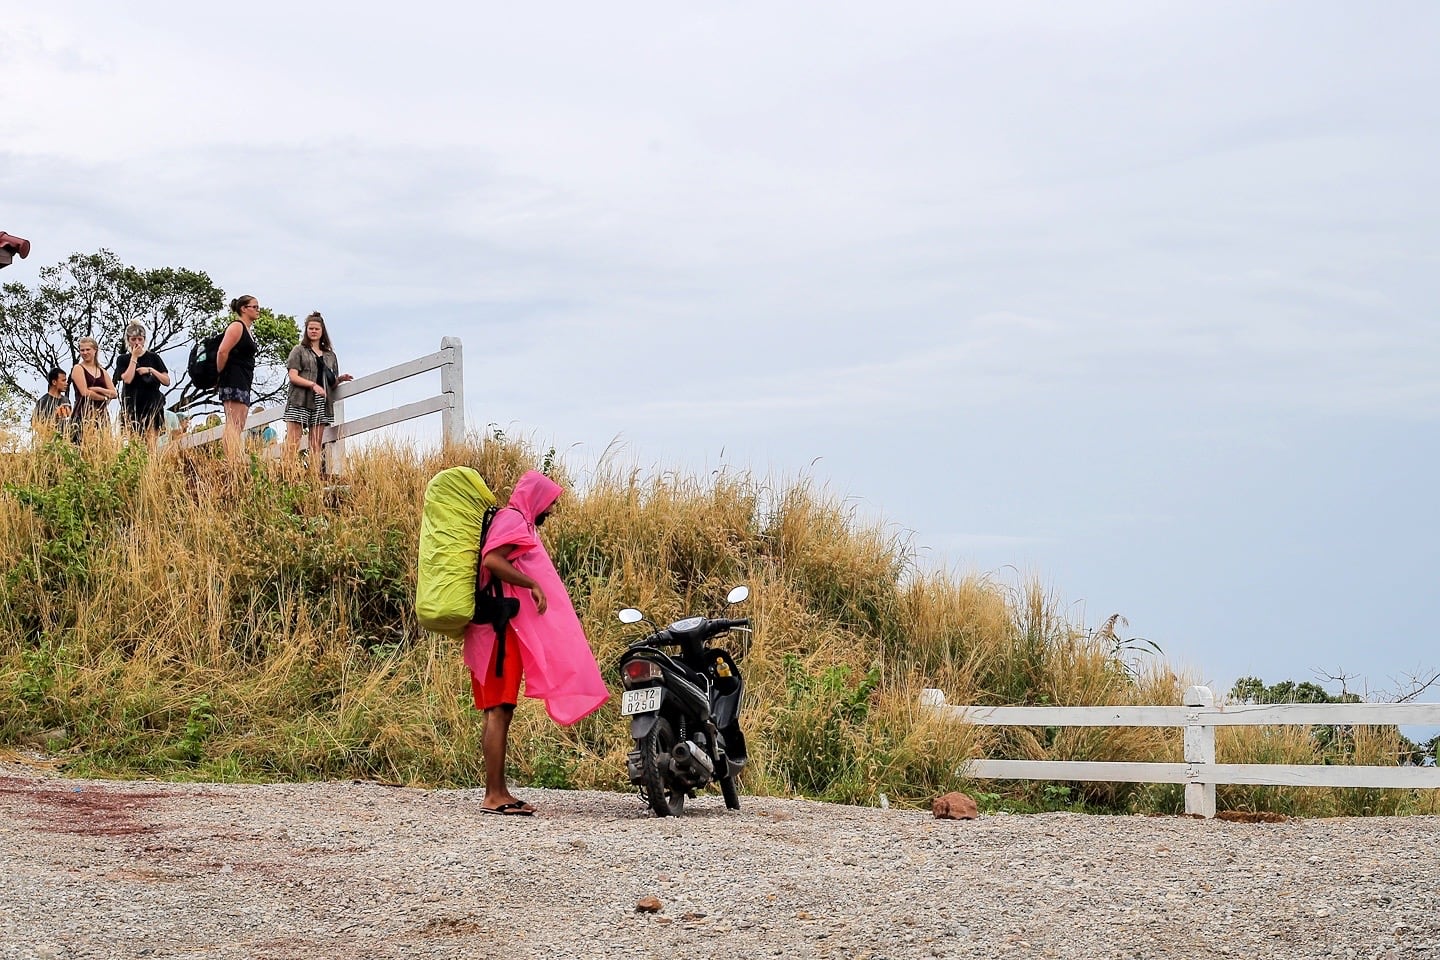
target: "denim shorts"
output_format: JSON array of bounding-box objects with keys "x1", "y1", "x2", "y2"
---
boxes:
[{"x1": 218, "y1": 386, "x2": 251, "y2": 405}]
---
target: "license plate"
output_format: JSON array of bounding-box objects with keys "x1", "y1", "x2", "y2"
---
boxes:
[{"x1": 620, "y1": 687, "x2": 663, "y2": 716}]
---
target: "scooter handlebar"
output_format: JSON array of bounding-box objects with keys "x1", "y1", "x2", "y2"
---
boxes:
[{"x1": 630, "y1": 617, "x2": 751, "y2": 648}]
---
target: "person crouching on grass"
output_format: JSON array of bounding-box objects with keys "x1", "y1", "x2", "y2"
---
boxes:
[{"x1": 462, "y1": 471, "x2": 608, "y2": 816}]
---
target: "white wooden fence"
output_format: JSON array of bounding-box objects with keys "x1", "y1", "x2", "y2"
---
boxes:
[
  {"x1": 181, "y1": 337, "x2": 465, "y2": 467},
  {"x1": 921, "y1": 686, "x2": 1440, "y2": 817}
]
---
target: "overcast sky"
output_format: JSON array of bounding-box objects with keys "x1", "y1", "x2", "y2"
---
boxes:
[{"x1": 4, "y1": 2, "x2": 1437, "y2": 702}]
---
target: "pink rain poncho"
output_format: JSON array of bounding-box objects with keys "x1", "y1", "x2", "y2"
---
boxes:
[{"x1": 461, "y1": 471, "x2": 609, "y2": 726}]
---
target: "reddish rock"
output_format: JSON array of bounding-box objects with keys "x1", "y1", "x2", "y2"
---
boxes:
[
  {"x1": 635, "y1": 896, "x2": 663, "y2": 913},
  {"x1": 931, "y1": 791, "x2": 979, "y2": 820}
]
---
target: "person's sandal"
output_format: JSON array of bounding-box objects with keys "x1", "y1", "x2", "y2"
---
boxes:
[{"x1": 479, "y1": 801, "x2": 535, "y2": 816}]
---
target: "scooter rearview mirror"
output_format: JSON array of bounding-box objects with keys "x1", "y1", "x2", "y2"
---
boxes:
[
  {"x1": 725, "y1": 585, "x2": 750, "y2": 605},
  {"x1": 617, "y1": 608, "x2": 645, "y2": 625}
]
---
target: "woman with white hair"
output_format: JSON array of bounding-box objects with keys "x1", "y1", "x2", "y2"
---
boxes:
[{"x1": 114, "y1": 321, "x2": 171, "y2": 435}]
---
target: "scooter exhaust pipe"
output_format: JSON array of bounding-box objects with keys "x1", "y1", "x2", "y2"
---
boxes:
[{"x1": 669, "y1": 740, "x2": 714, "y2": 782}]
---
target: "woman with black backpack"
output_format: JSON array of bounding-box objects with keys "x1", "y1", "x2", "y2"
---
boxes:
[{"x1": 215, "y1": 295, "x2": 260, "y2": 462}]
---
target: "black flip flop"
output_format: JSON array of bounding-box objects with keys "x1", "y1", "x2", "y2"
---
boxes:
[{"x1": 480, "y1": 801, "x2": 535, "y2": 816}]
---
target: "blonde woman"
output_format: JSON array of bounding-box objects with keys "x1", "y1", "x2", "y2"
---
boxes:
[
  {"x1": 283, "y1": 312, "x2": 352, "y2": 472},
  {"x1": 70, "y1": 336, "x2": 117, "y2": 439},
  {"x1": 215, "y1": 295, "x2": 260, "y2": 461}
]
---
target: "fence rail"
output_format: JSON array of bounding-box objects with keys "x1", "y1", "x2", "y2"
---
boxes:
[
  {"x1": 921, "y1": 686, "x2": 1440, "y2": 817},
  {"x1": 181, "y1": 337, "x2": 464, "y2": 466}
]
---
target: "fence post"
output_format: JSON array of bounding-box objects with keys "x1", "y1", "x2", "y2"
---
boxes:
[
  {"x1": 440, "y1": 336, "x2": 465, "y2": 448},
  {"x1": 1184, "y1": 685, "x2": 1216, "y2": 818},
  {"x1": 327, "y1": 394, "x2": 346, "y2": 476}
]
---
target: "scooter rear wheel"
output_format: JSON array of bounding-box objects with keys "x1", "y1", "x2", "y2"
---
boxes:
[
  {"x1": 719, "y1": 773, "x2": 740, "y2": 810},
  {"x1": 639, "y1": 716, "x2": 686, "y2": 817}
]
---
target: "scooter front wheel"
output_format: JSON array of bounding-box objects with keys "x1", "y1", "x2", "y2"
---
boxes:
[{"x1": 639, "y1": 716, "x2": 686, "y2": 817}]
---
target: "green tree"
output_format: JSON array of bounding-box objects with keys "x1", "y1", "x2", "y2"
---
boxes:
[
  {"x1": 1230, "y1": 675, "x2": 1434, "y2": 765},
  {"x1": 0, "y1": 250, "x2": 221, "y2": 397},
  {"x1": 1230, "y1": 676, "x2": 1353, "y2": 705},
  {"x1": 0, "y1": 249, "x2": 298, "y2": 418}
]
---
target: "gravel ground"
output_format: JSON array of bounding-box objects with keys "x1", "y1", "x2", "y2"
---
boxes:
[{"x1": 1, "y1": 768, "x2": 1438, "y2": 960}]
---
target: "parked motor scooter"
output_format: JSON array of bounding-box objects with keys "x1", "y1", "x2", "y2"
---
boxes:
[{"x1": 616, "y1": 585, "x2": 752, "y2": 816}]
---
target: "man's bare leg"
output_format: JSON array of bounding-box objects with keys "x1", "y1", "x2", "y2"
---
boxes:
[{"x1": 482, "y1": 705, "x2": 533, "y2": 812}]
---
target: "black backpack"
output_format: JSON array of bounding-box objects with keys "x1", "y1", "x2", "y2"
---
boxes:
[
  {"x1": 187, "y1": 331, "x2": 225, "y2": 390},
  {"x1": 472, "y1": 505, "x2": 521, "y2": 677}
]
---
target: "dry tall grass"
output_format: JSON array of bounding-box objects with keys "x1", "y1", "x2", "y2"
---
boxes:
[{"x1": 1, "y1": 434, "x2": 1431, "y2": 815}]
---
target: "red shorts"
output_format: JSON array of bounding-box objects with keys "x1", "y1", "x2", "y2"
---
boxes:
[{"x1": 471, "y1": 626, "x2": 522, "y2": 710}]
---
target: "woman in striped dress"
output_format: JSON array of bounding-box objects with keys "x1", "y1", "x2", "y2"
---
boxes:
[{"x1": 283, "y1": 312, "x2": 352, "y2": 473}]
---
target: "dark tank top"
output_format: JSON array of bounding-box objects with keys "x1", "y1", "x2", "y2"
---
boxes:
[
  {"x1": 72, "y1": 366, "x2": 110, "y2": 422},
  {"x1": 218, "y1": 322, "x2": 258, "y2": 390}
]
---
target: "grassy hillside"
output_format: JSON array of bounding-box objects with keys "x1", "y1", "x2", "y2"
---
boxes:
[{"x1": 1, "y1": 434, "x2": 1431, "y2": 816}]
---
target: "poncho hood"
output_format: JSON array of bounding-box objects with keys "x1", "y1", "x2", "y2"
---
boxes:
[{"x1": 509, "y1": 470, "x2": 562, "y2": 526}]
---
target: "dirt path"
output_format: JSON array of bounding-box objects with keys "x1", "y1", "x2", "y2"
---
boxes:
[{"x1": 1, "y1": 770, "x2": 1437, "y2": 960}]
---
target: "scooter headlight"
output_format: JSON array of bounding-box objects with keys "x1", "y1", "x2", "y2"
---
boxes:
[{"x1": 621, "y1": 660, "x2": 663, "y2": 688}]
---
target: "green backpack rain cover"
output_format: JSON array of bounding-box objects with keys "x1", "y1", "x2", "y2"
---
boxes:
[{"x1": 416, "y1": 466, "x2": 498, "y2": 637}]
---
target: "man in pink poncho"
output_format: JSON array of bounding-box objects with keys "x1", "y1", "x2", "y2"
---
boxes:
[{"x1": 463, "y1": 470, "x2": 608, "y2": 815}]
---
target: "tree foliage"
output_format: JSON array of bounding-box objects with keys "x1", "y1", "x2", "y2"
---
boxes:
[
  {"x1": 1230, "y1": 676, "x2": 1359, "y2": 705},
  {"x1": 1231, "y1": 676, "x2": 1435, "y2": 765},
  {"x1": 0, "y1": 249, "x2": 220, "y2": 397},
  {"x1": 0, "y1": 249, "x2": 298, "y2": 417}
]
